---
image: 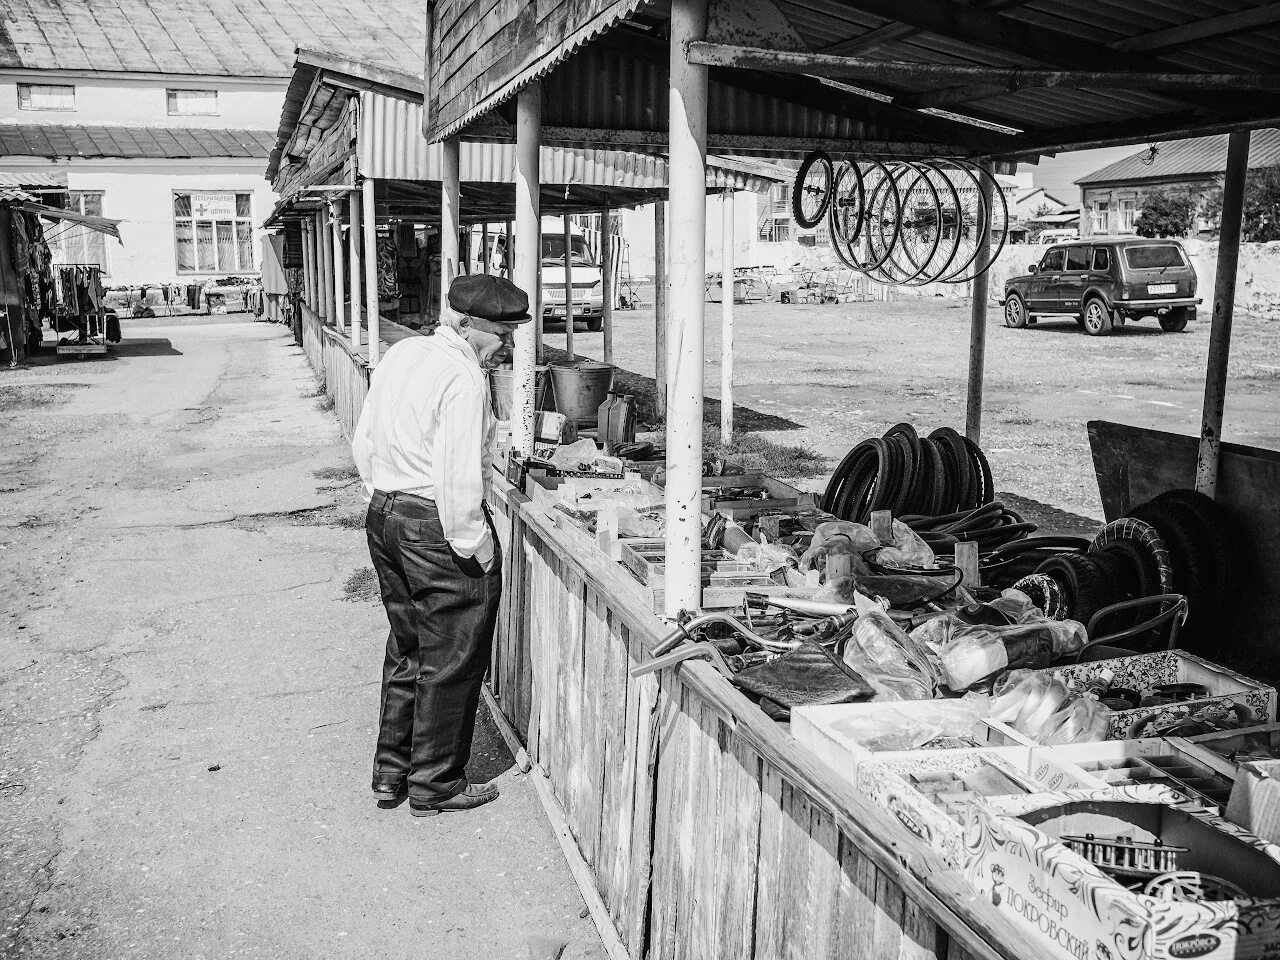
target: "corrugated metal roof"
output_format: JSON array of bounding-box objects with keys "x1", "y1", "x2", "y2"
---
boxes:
[
  {"x1": 426, "y1": 0, "x2": 1280, "y2": 159},
  {"x1": 1077, "y1": 128, "x2": 1280, "y2": 184},
  {"x1": 357, "y1": 90, "x2": 789, "y2": 192},
  {"x1": 0, "y1": 0, "x2": 425, "y2": 78},
  {"x1": 0, "y1": 125, "x2": 276, "y2": 159}
]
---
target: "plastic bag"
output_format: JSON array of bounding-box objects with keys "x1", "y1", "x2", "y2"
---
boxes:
[
  {"x1": 874, "y1": 519, "x2": 936, "y2": 569},
  {"x1": 616, "y1": 505, "x2": 664, "y2": 538},
  {"x1": 937, "y1": 632, "x2": 1010, "y2": 691},
  {"x1": 735, "y1": 542, "x2": 798, "y2": 576},
  {"x1": 1039, "y1": 696, "x2": 1111, "y2": 745},
  {"x1": 798, "y1": 522, "x2": 879, "y2": 573},
  {"x1": 912, "y1": 612, "x2": 1086, "y2": 677},
  {"x1": 549, "y1": 438, "x2": 601, "y2": 471},
  {"x1": 841, "y1": 592, "x2": 940, "y2": 701}
]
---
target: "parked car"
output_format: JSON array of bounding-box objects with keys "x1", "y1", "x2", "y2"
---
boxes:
[
  {"x1": 1001, "y1": 236, "x2": 1199, "y2": 336},
  {"x1": 1033, "y1": 228, "x2": 1078, "y2": 245}
]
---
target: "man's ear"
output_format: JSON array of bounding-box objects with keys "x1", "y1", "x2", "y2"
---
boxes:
[{"x1": 456, "y1": 313, "x2": 471, "y2": 328}]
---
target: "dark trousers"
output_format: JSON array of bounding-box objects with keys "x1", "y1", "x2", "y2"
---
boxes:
[{"x1": 365, "y1": 490, "x2": 502, "y2": 803}]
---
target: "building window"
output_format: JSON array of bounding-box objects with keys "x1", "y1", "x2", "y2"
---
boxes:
[
  {"x1": 173, "y1": 192, "x2": 254, "y2": 274},
  {"x1": 18, "y1": 83, "x2": 75, "y2": 111},
  {"x1": 759, "y1": 218, "x2": 790, "y2": 243},
  {"x1": 1092, "y1": 201, "x2": 1111, "y2": 234},
  {"x1": 1119, "y1": 199, "x2": 1136, "y2": 233},
  {"x1": 49, "y1": 192, "x2": 109, "y2": 272},
  {"x1": 167, "y1": 89, "x2": 218, "y2": 116}
]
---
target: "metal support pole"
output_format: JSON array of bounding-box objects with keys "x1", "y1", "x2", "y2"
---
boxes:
[
  {"x1": 512, "y1": 83, "x2": 542, "y2": 457},
  {"x1": 482, "y1": 222, "x2": 490, "y2": 274},
  {"x1": 362, "y1": 178, "x2": 380, "y2": 367},
  {"x1": 505, "y1": 220, "x2": 513, "y2": 277},
  {"x1": 654, "y1": 199, "x2": 668, "y2": 418},
  {"x1": 600, "y1": 206, "x2": 614, "y2": 364},
  {"x1": 721, "y1": 191, "x2": 735, "y2": 440},
  {"x1": 965, "y1": 160, "x2": 995, "y2": 445},
  {"x1": 330, "y1": 200, "x2": 346, "y2": 336},
  {"x1": 348, "y1": 186, "x2": 362, "y2": 349},
  {"x1": 441, "y1": 137, "x2": 461, "y2": 319},
  {"x1": 563, "y1": 214, "x2": 575, "y2": 358},
  {"x1": 301, "y1": 220, "x2": 314, "y2": 311},
  {"x1": 318, "y1": 209, "x2": 333, "y2": 325},
  {"x1": 1197, "y1": 129, "x2": 1252, "y2": 497},
  {"x1": 665, "y1": 0, "x2": 709, "y2": 618}
]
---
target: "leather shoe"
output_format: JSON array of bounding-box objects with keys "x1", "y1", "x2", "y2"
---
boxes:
[
  {"x1": 372, "y1": 779, "x2": 408, "y2": 808},
  {"x1": 409, "y1": 781, "x2": 499, "y2": 817}
]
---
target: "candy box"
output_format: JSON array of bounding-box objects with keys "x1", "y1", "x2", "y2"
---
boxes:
[
  {"x1": 1029, "y1": 740, "x2": 1234, "y2": 813},
  {"x1": 962, "y1": 784, "x2": 1280, "y2": 960}
]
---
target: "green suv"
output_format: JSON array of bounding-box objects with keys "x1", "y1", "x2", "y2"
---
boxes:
[{"x1": 1001, "y1": 237, "x2": 1199, "y2": 336}]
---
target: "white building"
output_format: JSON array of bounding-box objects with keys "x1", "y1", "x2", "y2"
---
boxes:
[{"x1": 0, "y1": 0, "x2": 422, "y2": 286}]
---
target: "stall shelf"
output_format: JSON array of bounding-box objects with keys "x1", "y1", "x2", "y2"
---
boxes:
[{"x1": 487, "y1": 475, "x2": 1044, "y2": 960}]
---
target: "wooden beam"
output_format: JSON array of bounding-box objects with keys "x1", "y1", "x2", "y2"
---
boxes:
[
  {"x1": 687, "y1": 42, "x2": 1280, "y2": 91},
  {"x1": 829, "y1": 0, "x2": 1278, "y2": 118},
  {"x1": 1117, "y1": 3, "x2": 1280, "y2": 54}
]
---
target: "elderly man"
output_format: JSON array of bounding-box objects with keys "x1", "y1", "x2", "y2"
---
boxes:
[{"x1": 352, "y1": 273, "x2": 528, "y2": 817}]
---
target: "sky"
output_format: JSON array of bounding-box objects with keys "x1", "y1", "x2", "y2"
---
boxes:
[{"x1": 1019, "y1": 145, "x2": 1139, "y2": 206}]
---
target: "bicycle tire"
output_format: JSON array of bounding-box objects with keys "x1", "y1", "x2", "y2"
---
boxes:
[{"x1": 792, "y1": 151, "x2": 835, "y2": 230}]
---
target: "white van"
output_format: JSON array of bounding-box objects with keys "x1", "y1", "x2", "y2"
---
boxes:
[
  {"x1": 1035, "y1": 228, "x2": 1079, "y2": 245},
  {"x1": 481, "y1": 218, "x2": 605, "y2": 331}
]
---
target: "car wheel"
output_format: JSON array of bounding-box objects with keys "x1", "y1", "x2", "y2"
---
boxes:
[
  {"x1": 1159, "y1": 307, "x2": 1190, "y2": 333},
  {"x1": 1004, "y1": 293, "x2": 1028, "y2": 329},
  {"x1": 1082, "y1": 298, "x2": 1113, "y2": 336}
]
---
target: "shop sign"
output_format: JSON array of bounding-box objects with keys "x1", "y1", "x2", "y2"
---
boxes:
[{"x1": 190, "y1": 192, "x2": 238, "y2": 219}]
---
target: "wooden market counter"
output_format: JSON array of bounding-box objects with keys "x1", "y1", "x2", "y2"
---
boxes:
[{"x1": 487, "y1": 476, "x2": 1044, "y2": 960}]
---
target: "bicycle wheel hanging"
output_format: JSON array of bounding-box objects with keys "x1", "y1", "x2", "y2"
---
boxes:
[{"x1": 792, "y1": 151, "x2": 835, "y2": 230}]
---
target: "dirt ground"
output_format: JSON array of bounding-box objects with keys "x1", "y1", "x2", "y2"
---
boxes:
[
  {"x1": 0, "y1": 318, "x2": 598, "y2": 959},
  {"x1": 569, "y1": 289, "x2": 1280, "y2": 520}
]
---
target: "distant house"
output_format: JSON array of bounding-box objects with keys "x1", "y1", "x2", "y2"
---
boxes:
[
  {"x1": 0, "y1": 0, "x2": 423, "y2": 286},
  {"x1": 1012, "y1": 187, "x2": 1066, "y2": 221},
  {"x1": 1076, "y1": 129, "x2": 1280, "y2": 239}
]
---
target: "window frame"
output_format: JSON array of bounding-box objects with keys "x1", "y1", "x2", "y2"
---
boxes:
[
  {"x1": 1039, "y1": 248, "x2": 1066, "y2": 272},
  {"x1": 1064, "y1": 245, "x2": 1090, "y2": 271},
  {"x1": 1092, "y1": 201, "x2": 1111, "y2": 234},
  {"x1": 48, "y1": 190, "x2": 110, "y2": 274},
  {"x1": 166, "y1": 88, "x2": 219, "y2": 116},
  {"x1": 172, "y1": 190, "x2": 255, "y2": 275},
  {"x1": 1091, "y1": 246, "x2": 1111, "y2": 272},
  {"x1": 17, "y1": 82, "x2": 75, "y2": 112},
  {"x1": 1119, "y1": 198, "x2": 1136, "y2": 233}
]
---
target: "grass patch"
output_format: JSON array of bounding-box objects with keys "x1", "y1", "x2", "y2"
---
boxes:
[
  {"x1": 708, "y1": 428, "x2": 827, "y2": 479},
  {"x1": 342, "y1": 566, "x2": 380, "y2": 602},
  {"x1": 312, "y1": 464, "x2": 360, "y2": 482},
  {"x1": 315, "y1": 395, "x2": 335, "y2": 412},
  {"x1": 1000, "y1": 415, "x2": 1037, "y2": 426}
]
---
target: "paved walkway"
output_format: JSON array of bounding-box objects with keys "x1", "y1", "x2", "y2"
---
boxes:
[{"x1": 0, "y1": 317, "x2": 599, "y2": 959}]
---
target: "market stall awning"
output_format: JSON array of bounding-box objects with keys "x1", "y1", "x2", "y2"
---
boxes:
[
  {"x1": 424, "y1": 0, "x2": 1280, "y2": 160},
  {"x1": 19, "y1": 202, "x2": 122, "y2": 241}
]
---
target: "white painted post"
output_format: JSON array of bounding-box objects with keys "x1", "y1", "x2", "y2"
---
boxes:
[
  {"x1": 482, "y1": 222, "x2": 490, "y2": 274},
  {"x1": 965, "y1": 161, "x2": 995, "y2": 445},
  {"x1": 600, "y1": 206, "x2": 614, "y2": 364},
  {"x1": 301, "y1": 219, "x2": 314, "y2": 311},
  {"x1": 665, "y1": 0, "x2": 709, "y2": 617},
  {"x1": 512, "y1": 83, "x2": 542, "y2": 457},
  {"x1": 318, "y1": 209, "x2": 334, "y2": 325},
  {"x1": 441, "y1": 137, "x2": 461, "y2": 320},
  {"x1": 505, "y1": 220, "x2": 513, "y2": 277},
  {"x1": 721, "y1": 191, "x2": 735, "y2": 440},
  {"x1": 362, "y1": 178, "x2": 380, "y2": 366},
  {"x1": 1196, "y1": 129, "x2": 1251, "y2": 497},
  {"x1": 330, "y1": 200, "x2": 346, "y2": 336},
  {"x1": 654, "y1": 200, "x2": 667, "y2": 418},
  {"x1": 563, "y1": 214, "x2": 575, "y2": 359},
  {"x1": 348, "y1": 186, "x2": 362, "y2": 350}
]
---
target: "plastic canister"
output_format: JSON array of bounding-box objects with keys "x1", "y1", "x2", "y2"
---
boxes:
[
  {"x1": 609, "y1": 394, "x2": 637, "y2": 448},
  {"x1": 597, "y1": 392, "x2": 618, "y2": 444}
]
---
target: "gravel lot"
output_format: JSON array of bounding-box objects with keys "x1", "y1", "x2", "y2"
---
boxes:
[{"x1": 568, "y1": 290, "x2": 1280, "y2": 520}]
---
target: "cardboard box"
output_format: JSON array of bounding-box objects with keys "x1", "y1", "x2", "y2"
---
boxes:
[
  {"x1": 1225, "y1": 759, "x2": 1280, "y2": 844},
  {"x1": 962, "y1": 784, "x2": 1280, "y2": 960},
  {"x1": 794, "y1": 699, "x2": 1036, "y2": 783},
  {"x1": 525, "y1": 472, "x2": 656, "y2": 515},
  {"x1": 1038, "y1": 651, "x2": 1276, "y2": 740},
  {"x1": 855, "y1": 750, "x2": 1052, "y2": 867},
  {"x1": 1028, "y1": 740, "x2": 1234, "y2": 813},
  {"x1": 1175, "y1": 722, "x2": 1280, "y2": 779}
]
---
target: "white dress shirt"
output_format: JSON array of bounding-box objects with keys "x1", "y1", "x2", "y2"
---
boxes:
[{"x1": 352, "y1": 326, "x2": 495, "y2": 567}]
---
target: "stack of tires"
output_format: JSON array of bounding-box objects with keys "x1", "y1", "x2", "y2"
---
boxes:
[{"x1": 1011, "y1": 489, "x2": 1234, "y2": 652}]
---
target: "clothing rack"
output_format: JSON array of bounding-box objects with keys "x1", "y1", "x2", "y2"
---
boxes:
[{"x1": 55, "y1": 264, "x2": 109, "y2": 358}]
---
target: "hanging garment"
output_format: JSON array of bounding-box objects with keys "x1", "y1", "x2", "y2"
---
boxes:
[{"x1": 376, "y1": 233, "x2": 400, "y2": 299}]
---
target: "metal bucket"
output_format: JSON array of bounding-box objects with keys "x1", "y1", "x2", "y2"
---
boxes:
[
  {"x1": 548, "y1": 361, "x2": 616, "y2": 426},
  {"x1": 489, "y1": 365, "x2": 549, "y2": 420}
]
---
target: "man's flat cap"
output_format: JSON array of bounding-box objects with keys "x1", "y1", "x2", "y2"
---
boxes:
[{"x1": 448, "y1": 274, "x2": 532, "y2": 323}]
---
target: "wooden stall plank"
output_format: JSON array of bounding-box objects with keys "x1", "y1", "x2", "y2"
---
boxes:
[
  {"x1": 595, "y1": 610, "x2": 632, "y2": 913},
  {"x1": 648, "y1": 672, "x2": 692, "y2": 960},
  {"x1": 577, "y1": 586, "x2": 609, "y2": 868},
  {"x1": 803, "y1": 806, "x2": 843, "y2": 960},
  {"x1": 685, "y1": 695, "x2": 723, "y2": 960},
  {"x1": 621, "y1": 622, "x2": 659, "y2": 957},
  {"x1": 712, "y1": 730, "x2": 762, "y2": 959},
  {"x1": 753, "y1": 763, "x2": 787, "y2": 960},
  {"x1": 779, "y1": 782, "x2": 815, "y2": 960},
  {"x1": 557, "y1": 565, "x2": 588, "y2": 833},
  {"x1": 874, "y1": 868, "x2": 908, "y2": 959},
  {"x1": 901, "y1": 894, "x2": 943, "y2": 960},
  {"x1": 836, "y1": 834, "x2": 880, "y2": 959}
]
